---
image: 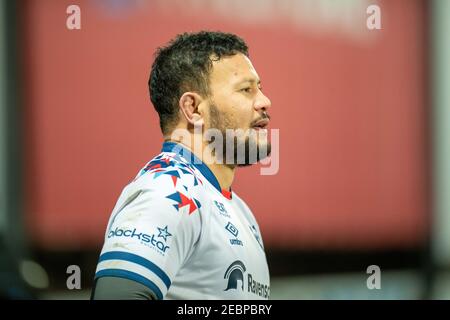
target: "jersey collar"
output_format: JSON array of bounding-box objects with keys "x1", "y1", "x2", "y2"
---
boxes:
[{"x1": 161, "y1": 142, "x2": 232, "y2": 199}]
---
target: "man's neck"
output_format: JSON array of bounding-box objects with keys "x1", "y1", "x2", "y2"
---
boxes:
[
  {"x1": 207, "y1": 161, "x2": 235, "y2": 191},
  {"x1": 166, "y1": 138, "x2": 235, "y2": 191}
]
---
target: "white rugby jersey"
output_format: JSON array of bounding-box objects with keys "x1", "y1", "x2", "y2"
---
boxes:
[{"x1": 95, "y1": 141, "x2": 270, "y2": 299}]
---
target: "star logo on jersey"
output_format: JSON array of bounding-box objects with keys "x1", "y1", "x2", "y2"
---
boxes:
[
  {"x1": 166, "y1": 191, "x2": 201, "y2": 215},
  {"x1": 157, "y1": 225, "x2": 172, "y2": 242}
]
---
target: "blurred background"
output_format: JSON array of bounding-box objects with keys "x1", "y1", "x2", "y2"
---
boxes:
[{"x1": 0, "y1": 0, "x2": 449, "y2": 299}]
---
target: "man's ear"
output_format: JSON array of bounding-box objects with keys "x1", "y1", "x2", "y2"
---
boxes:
[{"x1": 179, "y1": 92, "x2": 204, "y2": 127}]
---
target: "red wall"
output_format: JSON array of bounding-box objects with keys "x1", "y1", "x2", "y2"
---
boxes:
[{"x1": 22, "y1": 0, "x2": 428, "y2": 249}]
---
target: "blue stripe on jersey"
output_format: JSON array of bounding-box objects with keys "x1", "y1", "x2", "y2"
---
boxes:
[
  {"x1": 98, "y1": 251, "x2": 171, "y2": 289},
  {"x1": 95, "y1": 269, "x2": 163, "y2": 300},
  {"x1": 162, "y1": 141, "x2": 222, "y2": 193}
]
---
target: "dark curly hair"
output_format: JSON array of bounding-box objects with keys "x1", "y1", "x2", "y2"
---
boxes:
[{"x1": 149, "y1": 31, "x2": 249, "y2": 134}]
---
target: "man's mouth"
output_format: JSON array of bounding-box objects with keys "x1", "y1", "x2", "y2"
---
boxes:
[{"x1": 252, "y1": 118, "x2": 270, "y2": 130}]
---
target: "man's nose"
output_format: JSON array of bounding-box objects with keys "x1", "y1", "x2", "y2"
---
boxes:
[{"x1": 254, "y1": 91, "x2": 272, "y2": 112}]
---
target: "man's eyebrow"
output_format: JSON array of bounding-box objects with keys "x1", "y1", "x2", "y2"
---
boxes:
[{"x1": 236, "y1": 77, "x2": 261, "y2": 85}]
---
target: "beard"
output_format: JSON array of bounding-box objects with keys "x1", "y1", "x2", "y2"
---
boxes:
[{"x1": 207, "y1": 103, "x2": 271, "y2": 168}]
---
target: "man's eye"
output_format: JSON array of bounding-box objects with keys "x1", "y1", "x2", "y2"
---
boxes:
[{"x1": 240, "y1": 87, "x2": 252, "y2": 93}]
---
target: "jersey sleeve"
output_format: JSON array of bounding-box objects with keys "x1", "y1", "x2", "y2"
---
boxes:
[
  {"x1": 91, "y1": 276, "x2": 156, "y2": 300},
  {"x1": 94, "y1": 173, "x2": 202, "y2": 300}
]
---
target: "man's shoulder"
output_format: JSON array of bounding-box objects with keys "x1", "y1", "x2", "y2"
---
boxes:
[
  {"x1": 108, "y1": 152, "x2": 206, "y2": 229},
  {"x1": 230, "y1": 191, "x2": 259, "y2": 223},
  {"x1": 230, "y1": 192, "x2": 250, "y2": 209},
  {"x1": 122, "y1": 151, "x2": 207, "y2": 205}
]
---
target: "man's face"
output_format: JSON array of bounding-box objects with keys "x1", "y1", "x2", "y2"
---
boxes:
[{"x1": 206, "y1": 53, "x2": 272, "y2": 167}]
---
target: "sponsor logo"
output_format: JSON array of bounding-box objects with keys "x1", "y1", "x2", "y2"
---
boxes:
[
  {"x1": 224, "y1": 260, "x2": 246, "y2": 291},
  {"x1": 248, "y1": 274, "x2": 270, "y2": 299},
  {"x1": 157, "y1": 225, "x2": 172, "y2": 241},
  {"x1": 225, "y1": 222, "x2": 238, "y2": 237},
  {"x1": 223, "y1": 260, "x2": 270, "y2": 298},
  {"x1": 225, "y1": 222, "x2": 243, "y2": 246},
  {"x1": 108, "y1": 227, "x2": 170, "y2": 254},
  {"x1": 229, "y1": 238, "x2": 243, "y2": 246},
  {"x1": 214, "y1": 200, "x2": 230, "y2": 218}
]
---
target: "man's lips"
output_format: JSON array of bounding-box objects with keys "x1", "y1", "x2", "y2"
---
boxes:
[{"x1": 252, "y1": 118, "x2": 270, "y2": 129}]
